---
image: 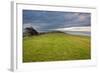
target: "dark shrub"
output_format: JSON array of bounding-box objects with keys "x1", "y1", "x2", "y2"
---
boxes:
[{"x1": 24, "y1": 27, "x2": 38, "y2": 36}]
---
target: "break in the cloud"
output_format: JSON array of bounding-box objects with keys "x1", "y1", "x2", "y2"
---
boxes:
[{"x1": 23, "y1": 10, "x2": 91, "y2": 32}]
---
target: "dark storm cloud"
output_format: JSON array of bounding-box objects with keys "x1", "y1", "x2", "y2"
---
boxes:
[{"x1": 23, "y1": 10, "x2": 91, "y2": 32}]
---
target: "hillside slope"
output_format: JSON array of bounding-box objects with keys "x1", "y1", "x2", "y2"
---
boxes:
[{"x1": 23, "y1": 32, "x2": 91, "y2": 62}]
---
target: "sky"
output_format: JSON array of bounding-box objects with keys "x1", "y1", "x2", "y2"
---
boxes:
[{"x1": 23, "y1": 10, "x2": 91, "y2": 32}]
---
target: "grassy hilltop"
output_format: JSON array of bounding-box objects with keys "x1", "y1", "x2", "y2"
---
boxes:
[{"x1": 23, "y1": 32, "x2": 91, "y2": 62}]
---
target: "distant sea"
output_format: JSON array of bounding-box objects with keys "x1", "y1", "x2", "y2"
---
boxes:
[{"x1": 64, "y1": 31, "x2": 91, "y2": 36}]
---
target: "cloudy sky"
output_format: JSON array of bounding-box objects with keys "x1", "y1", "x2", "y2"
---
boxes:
[{"x1": 23, "y1": 10, "x2": 91, "y2": 32}]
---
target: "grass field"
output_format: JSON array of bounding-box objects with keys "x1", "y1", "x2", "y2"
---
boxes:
[{"x1": 23, "y1": 32, "x2": 91, "y2": 62}]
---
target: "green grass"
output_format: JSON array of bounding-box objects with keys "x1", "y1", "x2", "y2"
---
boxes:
[{"x1": 23, "y1": 32, "x2": 91, "y2": 62}]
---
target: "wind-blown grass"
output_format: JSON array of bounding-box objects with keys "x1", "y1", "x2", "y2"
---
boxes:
[{"x1": 23, "y1": 32, "x2": 91, "y2": 62}]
